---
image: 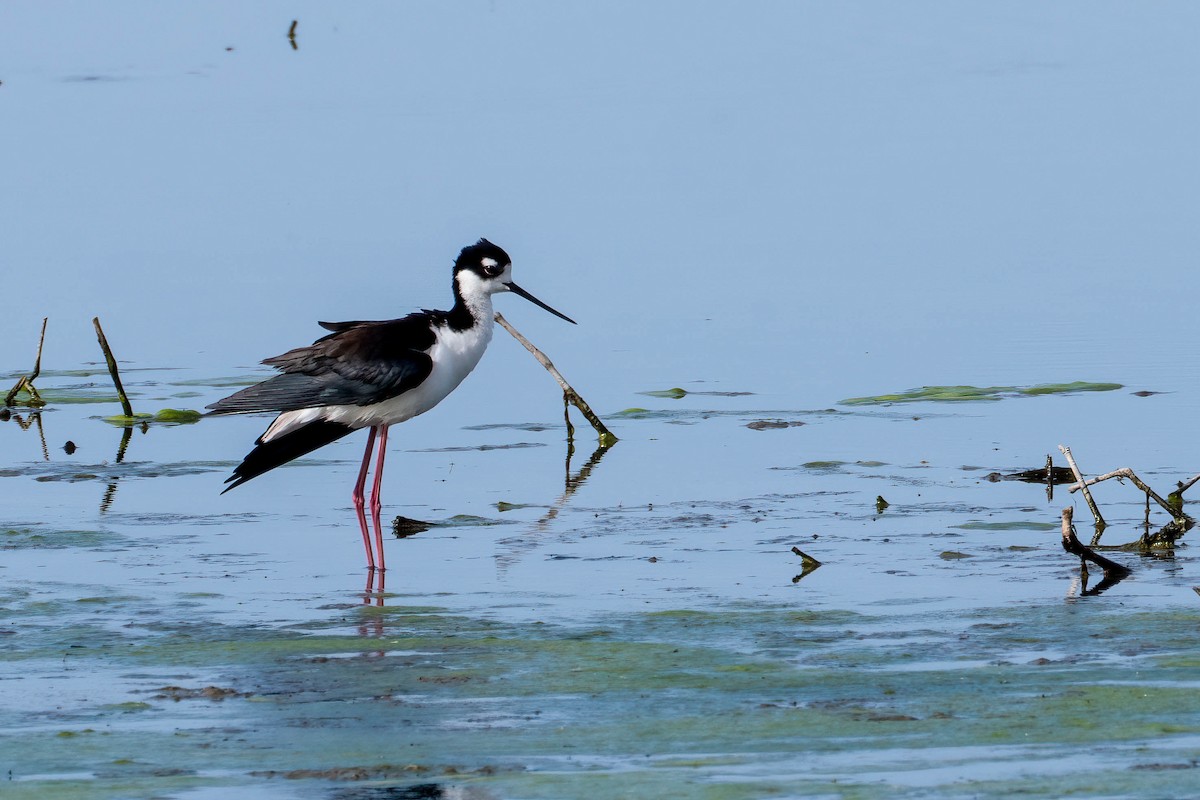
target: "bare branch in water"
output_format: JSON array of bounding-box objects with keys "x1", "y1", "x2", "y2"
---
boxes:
[
  {"x1": 4, "y1": 318, "x2": 48, "y2": 407},
  {"x1": 1058, "y1": 445, "x2": 1105, "y2": 530},
  {"x1": 93, "y1": 317, "x2": 134, "y2": 418},
  {"x1": 1060, "y1": 507, "x2": 1130, "y2": 594},
  {"x1": 494, "y1": 312, "x2": 617, "y2": 447},
  {"x1": 1067, "y1": 466, "x2": 1181, "y2": 518}
]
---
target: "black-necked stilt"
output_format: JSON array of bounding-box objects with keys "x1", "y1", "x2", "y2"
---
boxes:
[{"x1": 207, "y1": 239, "x2": 574, "y2": 570}]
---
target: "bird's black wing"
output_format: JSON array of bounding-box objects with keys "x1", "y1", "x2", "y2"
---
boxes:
[{"x1": 206, "y1": 316, "x2": 437, "y2": 415}]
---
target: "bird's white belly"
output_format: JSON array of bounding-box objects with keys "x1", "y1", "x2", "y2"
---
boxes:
[{"x1": 262, "y1": 320, "x2": 494, "y2": 442}]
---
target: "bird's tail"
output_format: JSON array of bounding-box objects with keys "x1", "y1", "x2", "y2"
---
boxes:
[{"x1": 222, "y1": 419, "x2": 356, "y2": 493}]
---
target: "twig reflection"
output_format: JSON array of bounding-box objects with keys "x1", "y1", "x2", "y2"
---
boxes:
[
  {"x1": 99, "y1": 425, "x2": 135, "y2": 514},
  {"x1": 3, "y1": 410, "x2": 51, "y2": 460},
  {"x1": 493, "y1": 437, "x2": 614, "y2": 571}
]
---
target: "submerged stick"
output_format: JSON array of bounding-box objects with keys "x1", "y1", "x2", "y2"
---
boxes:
[
  {"x1": 1058, "y1": 445, "x2": 1105, "y2": 529},
  {"x1": 93, "y1": 317, "x2": 134, "y2": 418},
  {"x1": 1060, "y1": 507, "x2": 1130, "y2": 577},
  {"x1": 494, "y1": 312, "x2": 617, "y2": 447},
  {"x1": 4, "y1": 318, "x2": 48, "y2": 407}
]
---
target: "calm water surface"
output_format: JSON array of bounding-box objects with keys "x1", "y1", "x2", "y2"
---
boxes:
[{"x1": 3, "y1": 3, "x2": 1200, "y2": 798}]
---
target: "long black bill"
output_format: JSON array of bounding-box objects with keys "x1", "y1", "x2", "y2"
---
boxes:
[{"x1": 506, "y1": 281, "x2": 577, "y2": 324}]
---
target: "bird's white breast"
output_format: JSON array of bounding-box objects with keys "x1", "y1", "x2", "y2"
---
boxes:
[{"x1": 260, "y1": 290, "x2": 498, "y2": 444}]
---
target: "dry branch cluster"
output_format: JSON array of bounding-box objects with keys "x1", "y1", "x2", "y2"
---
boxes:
[{"x1": 1055, "y1": 444, "x2": 1195, "y2": 594}]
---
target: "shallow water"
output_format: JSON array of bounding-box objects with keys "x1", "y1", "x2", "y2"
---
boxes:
[{"x1": 4, "y1": 3, "x2": 1200, "y2": 798}]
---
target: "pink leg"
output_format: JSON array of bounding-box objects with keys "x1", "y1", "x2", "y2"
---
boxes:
[
  {"x1": 369, "y1": 425, "x2": 389, "y2": 572},
  {"x1": 353, "y1": 426, "x2": 378, "y2": 509},
  {"x1": 353, "y1": 427, "x2": 379, "y2": 570}
]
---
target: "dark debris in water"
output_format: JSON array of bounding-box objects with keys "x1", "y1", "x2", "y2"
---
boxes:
[
  {"x1": 746, "y1": 419, "x2": 805, "y2": 430},
  {"x1": 329, "y1": 785, "x2": 497, "y2": 800},
  {"x1": 392, "y1": 516, "x2": 432, "y2": 538},
  {"x1": 986, "y1": 466, "x2": 1077, "y2": 484},
  {"x1": 151, "y1": 685, "x2": 251, "y2": 701},
  {"x1": 252, "y1": 764, "x2": 505, "y2": 781}
]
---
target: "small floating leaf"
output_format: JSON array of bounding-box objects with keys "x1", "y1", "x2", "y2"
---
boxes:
[
  {"x1": 801, "y1": 460, "x2": 846, "y2": 470},
  {"x1": 153, "y1": 408, "x2": 202, "y2": 424},
  {"x1": 640, "y1": 387, "x2": 688, "y2": 399},
  {"x1": 104, "y1": 408, "x2": 202, "y2": 426}
]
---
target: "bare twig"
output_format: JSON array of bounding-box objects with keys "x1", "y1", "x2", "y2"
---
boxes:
[
  {"x1": 494, "y1": 312, "x2": 617, "y2": 447},
  {"x1": 1177, "y1": 474, "x2": 1200, "y2": 496},
  {"x1": 1067, "y1": 466, "x2": 1183, "y2": 519},
  {"x1": 5, "y1": 318, "x2": 48, "y2": 407},
  {"x1": 1058, "y1": 445, "x2": 1105, "y2": 529},
  {"x1": 30, "y1": 316, "x2": 46, "y2": 381},
  {"x1": 93, "y1": 317, "x2": 133, "y2": 418}
]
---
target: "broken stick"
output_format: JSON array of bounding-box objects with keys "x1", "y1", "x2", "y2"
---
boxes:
[
  {"x1": 494, "y1": 312, "x2": 617, "y2": 447},
  {"x1": 93, "y1": 316, "x2": 134, "y2": 418},
  {"x1": 1058, "y1": 445, "x2": 1105, "y2": 529},
  {"x1": 4, "y1": 317, "x2": 47, "y2": 407}
]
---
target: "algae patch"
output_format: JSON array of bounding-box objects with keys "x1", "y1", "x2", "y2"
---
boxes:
[{"x1": 840, "y1": 381, "x2": 1123, "y2": 405}]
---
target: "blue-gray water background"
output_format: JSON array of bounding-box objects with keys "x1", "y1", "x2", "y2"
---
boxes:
[{"x1": 3, "y1": 3, "x2": 1200, "y2": 798}]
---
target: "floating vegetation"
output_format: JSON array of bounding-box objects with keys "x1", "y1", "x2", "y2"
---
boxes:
[
  {"x1": 641, "y1": 387, "x2": 688, "y2": 399},
  {"x1": 103, "y1": 409, "x2": 202, "y2": 426},
  {"x1": 639, "y1": 386, "x2": 756, "y2": 401},
  {"x1": 497, "y1": 501, "x2": 538, "y2": 512},
  {"x1": 2, "y1": 527, "x2": 121, "y2": 550},
  {"x1": 35, "y1": 387, "x2": 123, "y2": 405},
  {"x1": 840, "y1": 381, "x2": 1123, "y2": 405}
]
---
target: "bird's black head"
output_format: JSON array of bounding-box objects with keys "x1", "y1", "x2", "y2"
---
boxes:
[
  {"x1": 452, "y1": 238, "x2": 576, "y2": 325},
  {"x1": 455, "y1": 238, "x2": 512, "y2": 279}
]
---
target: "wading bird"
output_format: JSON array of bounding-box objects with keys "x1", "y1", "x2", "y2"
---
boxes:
[{"x1": 207, "y1": 239, "x2": 575, "y2": 570}]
